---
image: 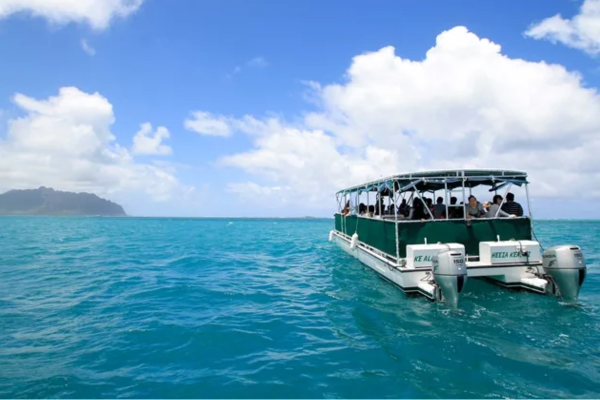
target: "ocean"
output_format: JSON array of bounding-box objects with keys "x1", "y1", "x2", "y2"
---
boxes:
[{"x1": 0, "y1": 217, "x2": 598, "y2": 398}]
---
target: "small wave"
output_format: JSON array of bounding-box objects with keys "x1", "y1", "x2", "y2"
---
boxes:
[{"x1": 0, "y1": 218, "x2": 598, "y2": 398}]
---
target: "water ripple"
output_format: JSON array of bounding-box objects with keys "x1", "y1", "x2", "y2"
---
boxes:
[{"x1": 0, "y1": 217, "x2": 598, "y2": 398}]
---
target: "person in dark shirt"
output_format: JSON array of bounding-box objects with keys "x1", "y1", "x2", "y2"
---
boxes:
[
  {"x1": 410, "y1": 198, "x2": 429, "y2": 221},
  {"x1": 398, "y1": 199, "x2": 408, "y2": 216},
  {"x1": 358, "y1": 203, "x2": 367, "y2": 215},
  {"x1": 434, "y1": 196, "x2": 445, "y2": 219},
  {"x1": 448, "y1": 196, "x2": 462, "y2": 219},
  {"x1": 501, "y1": 192, "x2": 524, "y2": 216}
]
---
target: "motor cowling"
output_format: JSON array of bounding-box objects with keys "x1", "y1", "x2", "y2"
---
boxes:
[
  {"x1": 542, "y1": 245, "x2": 586, "y2": 303},
  {"x1": 432, "y1": 249, "x2": 467, "y2": 307}
]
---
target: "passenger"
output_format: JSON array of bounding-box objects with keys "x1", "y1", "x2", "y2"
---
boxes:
[
  {"x1": 420, "y1": 197, "x2": 431, "y2": 217},
  {"x1": 410, "y1": 199, "x2": 429, "y2": 221},
  {"x1": 358, "y1": 203, "x2": 367, "y2": 216},
  {"x1": 434, "y1": 196, "x2": 445, "y2": 219},
  {"x1": 483, "y1": 195, "x2": 514, "y2": 218},
  {"x1": 367, "y1": 205, "x2": 375, "y2": 218},
  {"x1": 466, "y1": 195, "x2": 485, "y2": 219},
  {"x1": 425, "y1": 197, "x2": 433, "y2": 210},
  {"x1": 341, "y1": 201, "x2": 350, "y2": 216},
  {"x1": 501, "y1": 192, "x2": 524, "y2": 217},
  {"x1": 374, "y1": 197, "x2": 383, "y2": 216},
  {"x1": 388, "y1": 204, "x2": 396, "y2": 215},
  {"x1": 398, "y1": 199, "x2": 408, "y2": 216},
  {"x1": 448, "y1": 196, "x2": 458, "y2": 219}
]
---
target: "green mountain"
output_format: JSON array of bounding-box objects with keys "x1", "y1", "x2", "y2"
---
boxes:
[{"x1": 0, "y1": 187, "x2": 127, "y2": 216}]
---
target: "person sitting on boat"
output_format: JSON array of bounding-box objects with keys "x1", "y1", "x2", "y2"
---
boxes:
[
  {"x1": 367, "y1": 205, "x2": 375, "y2": 218},
  {"x1": 449, "y1": 197, "x2": 464, "y2": 219},
  {"x1": 434, "y1": 196, "x2": 445, "y2": 219},
  {"x1": 466, "y1": 195, "x2": 485, "y2": 219},
  {"x1": 424, "y1": 198, "x2": 433, "y2": 214},
  {"x1": 482, "y1": 195, "x2": 514, "y2": 218},
  {"x1": 501, "y1": 192, "x2": 524, "y2": 217},
  {"x1": 358, "y1": 203, "x2": 367, "y2": 216},
  {"x1": 409, "y1": 198, "x2": 429, "y2": 221},
  {"x1": 341, "y1": 201, "x2": 350, "y2": 216},
  {"x1": 398, "y1": 199, "x2": 408, "y2": 216},
  {"x1": 374, "y1": 197, "x2": 384, "y2": 217}
]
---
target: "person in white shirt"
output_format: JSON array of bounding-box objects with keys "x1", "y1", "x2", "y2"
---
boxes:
[{"x1": 483, "y1": 195, "x2": 515, "y2": 218}]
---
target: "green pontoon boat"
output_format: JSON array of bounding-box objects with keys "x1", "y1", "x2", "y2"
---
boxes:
[{"x1": 329, "y1": 169, "x2": 586, "y2": 306}]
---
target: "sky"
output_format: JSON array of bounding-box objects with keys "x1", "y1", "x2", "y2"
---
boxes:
[{"x1": 0, "y1": 0, "x2": 600, "y2": 218}]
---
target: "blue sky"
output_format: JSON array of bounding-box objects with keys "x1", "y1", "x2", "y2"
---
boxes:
[{"x1": 0, "y1": 0, "x2": 599, "y2": 217}]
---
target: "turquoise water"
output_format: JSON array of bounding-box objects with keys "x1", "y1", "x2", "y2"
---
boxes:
[{"x1": 0, "y1": 217, "x2": 599, "y2": 399}]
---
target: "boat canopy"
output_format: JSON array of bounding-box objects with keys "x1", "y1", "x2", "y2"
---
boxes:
[{"x1": 337, "y1": 169, "x2": 528, "y2": 195}]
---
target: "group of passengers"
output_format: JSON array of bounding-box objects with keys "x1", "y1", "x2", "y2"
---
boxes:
[
  {"x1": 341, "y1": 192, "x2": 523, "y2": 220},
  {"x1": 465, "y1": 193, "x2": 523, "y2": 219}
]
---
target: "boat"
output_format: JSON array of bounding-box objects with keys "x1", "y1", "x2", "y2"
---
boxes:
[{"x1": 328, "y1": 169, "x2": 587, "y2": 306}]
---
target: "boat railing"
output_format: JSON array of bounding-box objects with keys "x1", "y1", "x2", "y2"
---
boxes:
[{"x1": 338, "y1": 213, "x2": 530, "y2": 224}]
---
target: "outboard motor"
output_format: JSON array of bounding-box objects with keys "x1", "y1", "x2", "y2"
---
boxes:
[
  {"x1": 432, "y1": 249, "x2": 467, "y2": 307},
  {"x1": 542, "y1": 245, "x2": 586, "y2": 303}
]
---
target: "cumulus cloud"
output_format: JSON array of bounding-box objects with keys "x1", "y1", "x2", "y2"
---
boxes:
[
  {"x1": 218, "y1": 118, "x2": 407, "y2": 206},
  {"x1": 227, "y1": 182, "x2": 293, "y2": 204},
  {"x1": 81, "y1": 39, "x2": 96, "y2": 56},
  {"x1": 0, "y1": 0, "x2": 145, "y2": 30},
  {"x1": 184, "y1": 111, "x2": 233, "y2": 137},
  {"x1": 525, "y1": 0, "x2": 600, "y2": 55},
  {"x1": 0, "y1": 87, "x2": 188, "y2": 202},
  {"x1": 205, "y1": 26, "x2": 600, "y2": 209},
  {"x1": 132, "y1": 123, "x2": 172, "y2": 155}
]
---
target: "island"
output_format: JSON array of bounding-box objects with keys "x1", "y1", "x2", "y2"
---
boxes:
[{"x1": 0, "y1": 187, "x2": 127, "y2": 216}]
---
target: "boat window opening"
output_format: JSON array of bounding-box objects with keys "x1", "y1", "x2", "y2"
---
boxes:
[{"x1": 334, "y1": 170, "x2": 531, "y2": 222}]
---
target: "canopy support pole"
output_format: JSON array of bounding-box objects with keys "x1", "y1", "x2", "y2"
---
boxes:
[
  {"x1": 461, "y1": 172, "x2": 467, "y2": 221},
  {"x1": 495, "y1": 183, "x2": 513, "y2": 217},
  {"x1": 343, "y1": 193, "x2": 347, "y2": 234},
  {"x1": 444, "y1": 180, "x2": 449, "y2": 219},
  {"x1": 394, "y1": 185, "x2": 400, "y2": 263},
  {"x1": 525, "y1": 182, "x2": 532, "y2": 219}
]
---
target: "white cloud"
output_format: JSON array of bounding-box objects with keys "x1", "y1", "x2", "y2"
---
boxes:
[
  {"x1": 132, "y1": 122, "x2": 172, "y2": 155},
  {"x1": 227, "y1": 182, "x2": 293, "y2": 204},
  {"x1": 525, "y1": 0, "x2": 600, "y2": 55},
  {"x1": 247, "y1": 56, "x2": 268, "y2": 68},
  {"x1": 205, "y1": 26, "x2": 600, "y2": 209},
  {"x1": 81, "y1": 39, "x2": 96, "y2": 56},
  {"x1": 0, "y1": 87, "x2": 188, "y2": 202},
  {"x1": 219, "y1": 119, "x2": 406, "y2": 207},
  {"x1": 0, "y1": 0, "x2": 145, "y2": 30},
  {"x1": 184, "y1": 111, "x2": 233, "y2": 137}
]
